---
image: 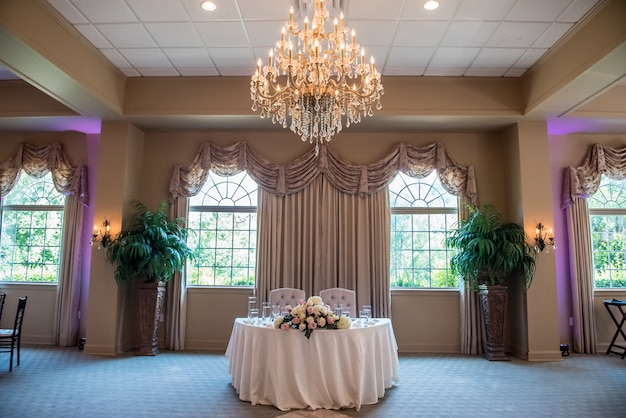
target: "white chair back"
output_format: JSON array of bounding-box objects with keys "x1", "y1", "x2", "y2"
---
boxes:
[
  {"x1": 269, "y1": 288, "x2": 305, "y2": 309},
  {"x1": 319, "y1": 288, "x2": 356, "y2": 317}
]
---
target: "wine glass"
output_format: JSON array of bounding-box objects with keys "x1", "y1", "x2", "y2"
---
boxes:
[{"x1": 272, "y1": 304, "x2": 281, "y2": 320}]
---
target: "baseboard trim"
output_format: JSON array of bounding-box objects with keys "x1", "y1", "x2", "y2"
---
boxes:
[
  {"x1": 83, "y1": 344, "x2": 117, "y2": 356},
  {"x1": 396, "y1": 343, "x2": 460, "y2": 354},
  {"x1": 526, "y1": 350, "x2": 563, "y2": 362}
]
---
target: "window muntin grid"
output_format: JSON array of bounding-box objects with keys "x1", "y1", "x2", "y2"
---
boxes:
[
  {"x1": 589, "y1": 176, "x2": 626, "y2": 288},
  {"x1": 389, "y1": 171, "x2": 459, "y2": 288},
  {"x1": 187, "y1": 171, "x2": 257, "y2": 286},
  {"x1": 0, "y1": 172, "x2": 65, "y2": 283}
]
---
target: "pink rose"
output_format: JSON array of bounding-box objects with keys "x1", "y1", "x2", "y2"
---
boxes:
[
  {"x1": 327, "y1": 316, "x2": 335, "y2": 325},
  {"x1": 298, "y1": 299, "x2": 306, "y2": 305},
  {"x1": 307, "y1": 316, "x2": 315, "y2": 324},
  {"x1": 309, "y1": 322, "x2": 317, "y2": 329},
  {"x1": 285, "y1": 305, "x2": 292, "y2": 312},
  {"x1": 307, "y1": 306, "x2": 314, "y2": 314},
  {"x1": 281, "y1": 323, "x2": 290, "y2": 330},
  {"x1": 292, "y1": 316, "x2": 301, "y2": 324}
]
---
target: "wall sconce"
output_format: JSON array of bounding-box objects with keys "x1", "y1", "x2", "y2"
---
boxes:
[
  {"x1": 535, "y1": 223, "x2": 555, "y2": 253},
  {"x1": 91, "y1": 220, "x2": 111, "y2": 249}
]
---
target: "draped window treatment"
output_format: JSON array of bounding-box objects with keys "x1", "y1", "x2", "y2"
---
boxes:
[
  {"x1": 561, "y1": 144, "x2": 626, "y2": 353},
  {"x1": 169, "y1": 141, "x2": 478, "y2": 349},
  {"x1": 0, "y1": 143, "x2": 89, "y2": 347}
]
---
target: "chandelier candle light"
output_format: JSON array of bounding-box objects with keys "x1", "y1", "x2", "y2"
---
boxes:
[{"x1": 250, "y1": 0, "x2": 384, "y2": 152}]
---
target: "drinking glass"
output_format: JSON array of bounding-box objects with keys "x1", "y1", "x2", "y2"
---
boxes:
[
  {"x1": 272, "y1": 304, "x2": 281, "y2": 320},
  {"x1": 363, "y1": 305, "x2": 372, "y2": 321},
  {"x1": 249, "y1": 308, "x2": 259, "y2": 324},
  {"x1": 262, "y1": 302, "x2": 272, "y2": 324},
  {"x1": 247, "y1": 296, "x2": 257, "y2": 320},
  {"x1": 342, "y1": 306, "x2": 352, "y2": 319},
  {"x1": 359, "y1": 310, "x2": 369, "y2": 327}
]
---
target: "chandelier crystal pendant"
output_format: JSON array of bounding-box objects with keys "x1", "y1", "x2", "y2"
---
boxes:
[{"x1": 250, "y1": 0, "x2": 384, "y2": 152}]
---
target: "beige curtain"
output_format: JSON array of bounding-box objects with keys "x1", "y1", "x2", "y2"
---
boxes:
[
  {"x1": 561, "y1": 144, "x2": 626, "y2": 354},
  {"x1": 257, "y1": 175, "x2": 391, "y2": 317},
  {"x1": 55, "y1": 195, "x2": 85, "y2": 346},
  {"x1": 566, "y1": 199, "x2": 597, "y2": 353},
  {"x1": 170, "y1": 141, "x2": 476, "y2": 331},
  {"x1": 0, "y1": 143, "x2": 89, "y2": 347},
  {"x1": 457, "y1": 197, "x2": 484, "y2": 355},
  {"x1": 165, "y1": 196, "x2": 189, "y2": 350}
]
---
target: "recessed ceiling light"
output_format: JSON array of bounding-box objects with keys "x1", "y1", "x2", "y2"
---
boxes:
[
  {"x1": 201, "y1": 1, "x2": 217, "y2": 12},
  {"x1": 424, "y1": 0, "x2": 439, "y2": 10}
]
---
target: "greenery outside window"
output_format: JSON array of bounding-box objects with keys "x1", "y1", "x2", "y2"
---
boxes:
[
  {"x1": 589, "y1": 176, "x2": 626, "y2": 288},
  {"x1": 389, "y1": 171, "x2": 459, "y2": 288},
  {"x1": 187, "y1": 171, "x2": 257, "y2": 286},
  {"x1": 0, "y1": 172, "x2": 66, "y2": 283}
]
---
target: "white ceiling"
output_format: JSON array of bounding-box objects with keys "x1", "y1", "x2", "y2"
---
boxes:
[{"x1": 43, "y1": 0, "x2": 601, "y2": 78}]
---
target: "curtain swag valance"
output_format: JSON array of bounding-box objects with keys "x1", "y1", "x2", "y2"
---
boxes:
[
  {"x1": 0, "y1": 143, "x2": 89, "y2": 206},
  {"x1": 170, "y1": 141, "x2": 478, "y2": 204},
  {"x1": 562, "y1": 144, "x2": 626, "y2": 209}
]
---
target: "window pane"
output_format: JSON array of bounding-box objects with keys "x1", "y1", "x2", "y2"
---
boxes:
[
  {"x1": 389, "y1": 172, "x2": 458, "y2": 289},
  {"x1": 589, "y1": 176, "x2": 626, "y2": 288},
  {"x1": 0, "y1": 172, "x2": 65, "y2": 283},
  {"x1": 187, "y1": 171, "x2": 257, "y2": 286}
]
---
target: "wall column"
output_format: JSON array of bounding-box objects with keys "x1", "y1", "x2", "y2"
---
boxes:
[
  {"x1": 84, "y1": 121, "x2": 144, "y2": 355},
  {"x1": 509, "y1": 121, "x2": 561, "y2": 361}
]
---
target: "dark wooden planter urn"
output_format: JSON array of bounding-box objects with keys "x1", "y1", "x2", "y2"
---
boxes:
[
  {"x1": 479, "y1": 285, "x2": 509, "y2": 361},
  {"x1": 137, "y1": 281, "x2": 166, "y2": 356}
]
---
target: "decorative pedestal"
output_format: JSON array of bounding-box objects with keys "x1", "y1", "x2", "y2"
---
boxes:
[
  {"x1": 479, "y1": 285, "x2": 509, "y2": 361},
  {"x1": 137, "y1": 281, "x2": 166, "y2": 356}
]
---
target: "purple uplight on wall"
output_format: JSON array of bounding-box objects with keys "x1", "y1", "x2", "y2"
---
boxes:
[
  {"x1": 548, "y1": 118, "x2": 626, "y2": 135},
  {"x1": 0, "y1": 117, "x2": 102, "y2": 134}
]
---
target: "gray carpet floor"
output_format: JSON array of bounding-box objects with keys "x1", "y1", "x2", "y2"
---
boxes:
[{"x1": 0, "y1": 346, "x2": 624, "y2": 417}]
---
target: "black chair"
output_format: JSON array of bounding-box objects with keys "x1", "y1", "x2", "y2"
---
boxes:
[
  {"x1": 0, "y1": 292, "x2": 6, "y2": 322},
  {"x1": 0, "y1": 296, "x2": 28, "y2": 372}
]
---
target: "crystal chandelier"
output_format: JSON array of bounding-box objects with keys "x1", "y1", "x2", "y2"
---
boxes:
[{"x1": 250, "y1": 0, "x2": 384, "y2": 151}]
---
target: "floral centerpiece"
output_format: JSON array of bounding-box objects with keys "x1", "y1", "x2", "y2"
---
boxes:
[{"x1": 274, "y1": 296, "x2": 351, "y2": 339}]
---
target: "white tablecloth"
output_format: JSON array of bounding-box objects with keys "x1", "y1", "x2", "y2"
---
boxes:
[{"x1": 225, "y1": 318, "x2": 399, "y2": 411}]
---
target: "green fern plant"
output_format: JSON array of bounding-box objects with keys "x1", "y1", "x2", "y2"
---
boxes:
[
  {"x1": 105, "y1": 199, "x2": 193, "y2": 284},
  {"x1": 445, "y1": 203, "x2": 536, "y2": 290}
]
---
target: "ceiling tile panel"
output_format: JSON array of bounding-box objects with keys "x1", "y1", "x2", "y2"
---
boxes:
[
  {"x1": 67, "y1": 0, "x2": 137, "y2": 23},
  {"x1": 195, "y1": 22, "x2": 250, "y2": 47},
  {"x1": 429, "y1": 47, "x2": 480, "y2": 68},
  {"x1": 473, "y1": 48, "x2": 525, "y2": 67},
  {"x1": 423, "y1": 67, "x2": 466, "y2": 76},
  {"x1": 144, "y1": 23, "x2": 204, "y2": 48},
  {"x1": 394, "y1": 21, "x2": 449, "y2": 47},
  {"x1": 162, "y1": 48, "x2": 214, "y2": 67},
  {"x1": 100, "y1": 49, "x2": 132, "y2": 68},
  {"x1": 464, "y1": 67, "x2": 507, "y2": 76},
  {"x1": 46, "y1": 0, "x2": 89, "y2": 24},
  {"x1": 125, "y1": 0, "x2": 191, "y2": 22},
  {"x1": 96, "y1": 23, "x2": 157, "y2": 48},
  {"x1": 347, "y1": 21, "x2": 398, "y2": 47},
  {"x1": 245, "y1": 21, "x2": 287, "y2": 48},
  {"x1": 533, "y1": 23, "x2": 574, "y2": 48},
  {"x1": 453, "y1": 0, "x2": 517, "y2": 20},
  {"x1": 209, "y1": 47, "x2": 255, "y2": 69},
  {"x1": 513, "y1": 48, "x2": 548, "y2": 67},
  {"x1": 386, "y1": 47, "x2": 436, "y2": 68},
  {"x1": 237, "y1": 0, "x2": 291, "y2": 20},
  {"x1": 139, "y1": 68, "x2": 180, "y2": 76},
  {"x1": 383, "y1": 67, "x2": 425, "y2": 76},
  {"x1": 347, "y1": 0, "x2": 403, "y2": 20},
  {"x1": 557, "y1": 0, "x2": 600, "y2": 22},
  {"x1": 177, "y1": 67, "x2": 219, "y2": 76},
  {"x1": 118, "y1": 48, "x2": 173, "y2": 67},
  {"x1": 440, "y1": 21, "x2": 499, "y2": 47},
  {"x1": 487, "y1": 22, "x2": 550, "y2": 48},
  {"x1": 505, "y1": 0, "x2": 574, "y2": 22},
  {"x1": 120, "y1": 68, "x2": 142, "y2": 77},
  {"x1": 74, "y1": 24, "x2": 113, "y2": 48}
]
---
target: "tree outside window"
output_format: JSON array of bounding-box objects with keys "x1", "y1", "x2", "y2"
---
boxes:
[
  {"x1": 389, "y1": 171, "x2": 459, "y2": 288},
  {"x1": 589, "y1": 176, "x2": 626, "y2": 288},
  {"x1": 186, "y1": 171, "x2": 257, "y2": 286},
  {"x1": 0, "y1": 172, "x2": 65, "y2": 282}
]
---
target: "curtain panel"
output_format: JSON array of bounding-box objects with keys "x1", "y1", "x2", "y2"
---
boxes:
[
  {"x1": 0, "y1": 142, "x2": 88, "y2": 347},
  {"x1": 560, "y1": 143, "x2": 626, "y2": 353}
]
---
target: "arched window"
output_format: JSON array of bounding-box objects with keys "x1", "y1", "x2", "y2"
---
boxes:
[
  {"x1": 0, "y1": 172, "x2": 66, "y2": 282},
  {"x1": 187, "y1": 171, "x2": 258, "y2": 286},
  {"x1": 588, "y1": 176, "x2": 626, "y2": 288},
  {"x1": 389, "y1": 171, "x2": 458, "y2": 288}
]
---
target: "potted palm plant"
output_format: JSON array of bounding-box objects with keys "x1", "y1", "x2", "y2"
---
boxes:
[
  {"x1": 106, "y1": 199, "x2": 193, "y2": 355},
  {"x1": 445, "y1": 203, "x2": 536, "y2": 360}
]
